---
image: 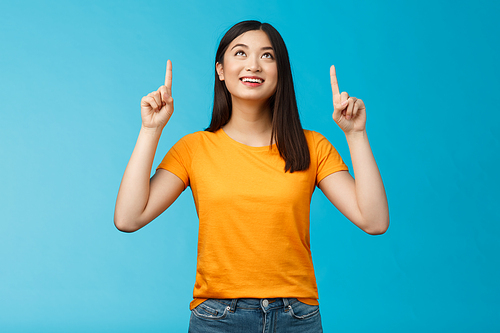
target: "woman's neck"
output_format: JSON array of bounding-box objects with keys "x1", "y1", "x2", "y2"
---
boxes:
[{"x1": 222, "y1": 98, "x2": 274, "y2": 147}]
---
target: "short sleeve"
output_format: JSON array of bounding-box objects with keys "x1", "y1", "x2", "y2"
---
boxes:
[
  {"x1": 156, "y1": 135, "x2": 194, "y2": 189},
  {"x1": 312, "y1": 131, "x2": 349, "y2": 185}
]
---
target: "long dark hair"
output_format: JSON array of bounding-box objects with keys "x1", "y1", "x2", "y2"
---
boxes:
[{"x1": 206, "y1": 20, "x2": 310, "y2": 173}]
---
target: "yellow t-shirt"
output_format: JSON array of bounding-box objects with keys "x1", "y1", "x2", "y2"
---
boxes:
[{"x1": 157, "y1": 129, "x2": 348, "y2": 310}]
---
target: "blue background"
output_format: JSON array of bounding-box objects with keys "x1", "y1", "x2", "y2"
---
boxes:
[{"x1": 1, "y1": 0, "x2": 499, "y2": 332}]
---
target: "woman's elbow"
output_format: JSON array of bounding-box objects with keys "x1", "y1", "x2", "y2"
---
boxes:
[
  {"x1": 364, "y1": 217, "x2": 390, "y2": 235},
  {"x1": 114, "y1": 216, "x2": 140, "y2": 233}
]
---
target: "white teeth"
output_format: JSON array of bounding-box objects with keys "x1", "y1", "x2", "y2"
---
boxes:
[{"x1": 241, "y1": 78, "x2": 263, "y2": 83}]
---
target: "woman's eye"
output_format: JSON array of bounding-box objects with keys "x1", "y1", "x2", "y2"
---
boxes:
[
  {"x1": 235, "y1": 51, "x2": 246, "y2": 56},
  {"x1": 262, "y1": 53, "x2": 274, "y2": 59}
]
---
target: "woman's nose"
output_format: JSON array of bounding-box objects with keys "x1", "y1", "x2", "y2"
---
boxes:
[{"x1": 246, "y1": 56, "x2": 261, "y2": 72}]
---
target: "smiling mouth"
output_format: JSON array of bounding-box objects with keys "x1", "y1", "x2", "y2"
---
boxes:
[{"x1": 240, "y1": 77, "x2": 264, "y2": 84}]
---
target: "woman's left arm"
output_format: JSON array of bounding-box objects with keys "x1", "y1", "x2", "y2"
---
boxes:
[{"x1": 318, "y1": 65, "x2": 389, "y2": 235}]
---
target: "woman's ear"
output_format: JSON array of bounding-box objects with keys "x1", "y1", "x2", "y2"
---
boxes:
[{"x1": 216, "y1": 62, "x2": 224, "y2": 81}]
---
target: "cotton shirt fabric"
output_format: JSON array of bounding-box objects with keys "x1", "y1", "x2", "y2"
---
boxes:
[{"x1": 156, "y1": 129, "x2": 348, "y2": 310}]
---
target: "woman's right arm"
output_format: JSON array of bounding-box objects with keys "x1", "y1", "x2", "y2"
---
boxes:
[{"x1": 114, "y1": 60, "x2": 185, "y2": 232}]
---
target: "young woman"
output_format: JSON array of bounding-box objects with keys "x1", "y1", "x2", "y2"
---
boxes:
[{"x1": 114, "y1": 20, "x2": 389, "y2": 333}]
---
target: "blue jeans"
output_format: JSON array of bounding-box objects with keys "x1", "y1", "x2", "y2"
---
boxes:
[{"x1": 188, "y1": 298, "x2": 323, "y2": 333}]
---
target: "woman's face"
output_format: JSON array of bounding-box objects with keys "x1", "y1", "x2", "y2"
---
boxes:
[{"x1": 216, "y1": 30, "x2": 278, "y2": 104}]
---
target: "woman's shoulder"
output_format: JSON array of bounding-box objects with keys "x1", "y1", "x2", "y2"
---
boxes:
[
  {"x1": 176, "y1": 130, "x2": 219, "y2": 143},
  {"x1": 170, "y1": 130, "x2": 224, "y2": 153},
  {"x1": 303, "y1": 129, "x2": 328, "y2": 143},
  {"x1": 302, "y1": 129, "x2": 341, "y2": 153}
]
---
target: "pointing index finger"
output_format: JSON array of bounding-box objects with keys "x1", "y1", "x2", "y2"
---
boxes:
[
  {"x1": 330, "y1": 65, "x2": 340, "y2": 96},
  {"x1": 165, "y1": 59, "x2": 172, "y2": 91}
]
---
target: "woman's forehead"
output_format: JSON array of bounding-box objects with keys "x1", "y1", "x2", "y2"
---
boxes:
[{"x1": 227, "y1": 30, "x2": 272, "y2": 50}]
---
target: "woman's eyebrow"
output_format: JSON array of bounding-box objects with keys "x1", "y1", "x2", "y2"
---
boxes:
[
  {"x1": 231, "y1": 43, "x2": 248, "y2": 50},
  {"x1": 230, "y1": 44, "x2": 274, "y2": 51}
]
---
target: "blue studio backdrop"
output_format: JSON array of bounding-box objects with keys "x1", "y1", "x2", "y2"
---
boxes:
[{"x1": 1, "y1": 0, "x2": 499, "y2": 332}]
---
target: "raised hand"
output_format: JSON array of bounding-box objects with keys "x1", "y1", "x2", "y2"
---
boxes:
[
  {"x1": 140, "y1": 60, "x2": 174, "y2": 130},
  {"x1": 330, "y1": 65, "x2": 366, "y2": 134}
]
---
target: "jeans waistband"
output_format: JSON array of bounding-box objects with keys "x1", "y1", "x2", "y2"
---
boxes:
[{"x1": 210, "y1": 298, "x2": 298, "y2": 312}]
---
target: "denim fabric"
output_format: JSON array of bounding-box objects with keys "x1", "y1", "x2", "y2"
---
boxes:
[{"x1": 188, "y1": 298, "x2": 323, "y2": 333}]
